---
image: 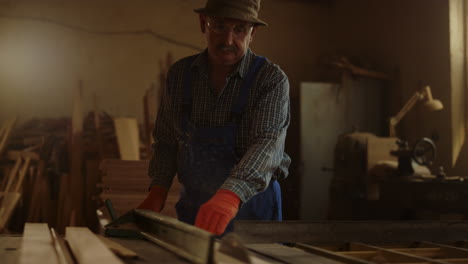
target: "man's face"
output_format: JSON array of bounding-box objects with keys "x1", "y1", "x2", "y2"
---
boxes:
[{"x1": 199, "y1": 15, "x2": 257, "y2": 67}]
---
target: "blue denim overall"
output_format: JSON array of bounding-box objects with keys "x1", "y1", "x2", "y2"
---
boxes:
[{"x1": 175, "y1": 56, "x2": 282, "y2": 233}]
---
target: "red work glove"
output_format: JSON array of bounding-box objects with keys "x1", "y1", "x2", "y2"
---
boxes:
[
  {"x1": 137, "y1": 185, "x2": 168, "y2": 212},
  {"x1": 195, "y1": 189, "x2": 240, "y2": 235}
]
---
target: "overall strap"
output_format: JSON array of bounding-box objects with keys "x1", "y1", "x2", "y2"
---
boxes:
[
  {"x1": 181, "y1": 55, "x2": 198, "y2": 134},
  {"x1": 231, "y1": 56, "x2": 266, "y2": 119}
]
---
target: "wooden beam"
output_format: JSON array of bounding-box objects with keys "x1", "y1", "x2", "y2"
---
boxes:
[{"x1": 66, "y1": 227, "x2": 124, "y2": 264}]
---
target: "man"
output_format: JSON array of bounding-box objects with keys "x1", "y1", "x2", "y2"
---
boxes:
[{"x1": 138, "y1": 0, "x2": 291, "y2": 236}]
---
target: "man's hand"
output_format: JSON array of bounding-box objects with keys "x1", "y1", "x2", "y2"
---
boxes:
[
  {"x1": 137, "y1": 185, "x2": 168, "y2": 212},
  {"x1": 195, "y1": 189, "x2": 240, "y2": 235}
]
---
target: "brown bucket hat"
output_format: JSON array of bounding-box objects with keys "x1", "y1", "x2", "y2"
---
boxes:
[{"x1": 194, "y1": 0, "x2": 268, "y2": 26}]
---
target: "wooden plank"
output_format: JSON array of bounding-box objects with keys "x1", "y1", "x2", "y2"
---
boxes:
[
  {"x1": 0, "y1": 117, "x2": 17, "y2": 156},
  {"x1": 113, "y1": 117, "x2": 140, "y2": 161},
  {"x1": 97, "y1": 235, "x2": 138, "y2": 259},
  {"x1": 14, "y1": 157, "x2": 31, "y2": 192},
  {"x1": 69, "y1": 81, "x2": 84, "y2": 226},
  {"x1": 0, "y1": 235, "x2": 22, "y2": 264},
  {"x1": 393, "y1": 248, "x2": 441, "y2": 258},
  {"x1": 107, "y1": 237, "x2": 188, "y2": 264},
  {"x1": 19, "y1": 223, "x2": 59, "y2": 264},
  {"x1": 420, "y1": 242, "x2": 468, "y2": 259},
  {"x1": 66, "y1": 227, "x2": 124, "y2": 264},
  {"x1": 294, "y1": 243, "x2": 373, "y2": 264},
  {"x1": 50, "y1": 228, "x2": 74, "y2": 264},
  {"x1": 234, "y1": 221, "x2": 468, "y2": 244},
  {"x1": 437, "y1": 259, "x2": 468, "y2": 264},
  {"x1": 3, "y1": 157, "x2": 22, "y2": 193},
  {"x1": 92, "y1": 93, "x2": 104, "y2": 159},
  {"x1": 0, "y1": 157, "x2": 32, "y2": 228},
  {"x1": 247, "y1": 243, "x2": 345, "y2": 264},
  {"x1": 352, "y1": 243, "x2": 450, "y2": 264}
]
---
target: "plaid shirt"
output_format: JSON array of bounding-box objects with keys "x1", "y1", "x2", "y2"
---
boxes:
[{"x1": 149, "y1": 48, "x2": 291, "y2": 202}]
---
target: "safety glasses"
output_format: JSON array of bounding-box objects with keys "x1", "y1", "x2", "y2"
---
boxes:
[{"x1": 206, "y1": 19, "x2": 253, "y2": 37}]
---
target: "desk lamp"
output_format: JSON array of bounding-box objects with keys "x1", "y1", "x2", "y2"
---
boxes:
[{"x1": 389, "y1": 85, "x2": 443, "y2": 137}]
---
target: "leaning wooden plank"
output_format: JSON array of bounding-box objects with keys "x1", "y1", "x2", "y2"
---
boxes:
[
  {"x1": 13, "y1": 156, "x2": 31, "y2": 192},
  {"x1": 19, "y1": 223, "x2": 59, "y2": 264},
  {"x1": 0, "y1": 192, "x2": 21, "y2": 231},
  {"x1": 2, "y1": 157, "x2": 22, "y2": 192},
  {"x1": 66, "y1": 227, "x2": 124, "y2": 264},
  {"x1": 0, "y1": 117, "x2": 17, "y2": 156},
  {"x1": 50, "y1": 228, "x2": 74, "y2": 264},
  {"x1": 69, "y1": 82, "x2": 84, "y2": 226},
  {"x1": 113, "y1": 118, "x2": 140, "y2": 161}
]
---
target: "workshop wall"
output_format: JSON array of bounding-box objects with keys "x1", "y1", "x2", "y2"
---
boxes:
[{"x1": 0, "y1": 0, "x2": 329, "y2": 123}]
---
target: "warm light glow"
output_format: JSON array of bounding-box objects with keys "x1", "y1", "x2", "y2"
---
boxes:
[{"x1": 0, "y1": 23, "x2": 69, "y2": 86}]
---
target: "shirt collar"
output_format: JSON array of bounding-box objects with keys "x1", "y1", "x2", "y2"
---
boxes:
[{"x1": 191, "y1": 48, "x2": 255, "y2": 79}]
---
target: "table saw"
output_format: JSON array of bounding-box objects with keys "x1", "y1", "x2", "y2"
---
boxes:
[{"x1": 5, "y1": 209, "x2": 468, "y2": 264}]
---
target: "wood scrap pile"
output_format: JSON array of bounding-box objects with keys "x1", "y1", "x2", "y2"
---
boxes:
[
  {"x1": 0, "y1": 118, "x2": 69, "y2": 233},
  {"x1": 0, "y1": 111, "x2": 134, "y2": 234}
]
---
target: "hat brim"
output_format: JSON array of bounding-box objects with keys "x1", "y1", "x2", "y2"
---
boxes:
[{"x1": 194, "y1": 8, "x2": 268, "y2": 26}]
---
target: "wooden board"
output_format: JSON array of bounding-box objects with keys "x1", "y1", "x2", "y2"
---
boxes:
[
  {"x1": 113, "y1": 117, "x2": 140, "y2": 161},
  {"x1": 66, "y1": 227, "x2": 124, "y2": 264},
  {"x1": 0, "y1": 117, "x2": 17, "y2": 156},
  {"x1": 69, "y1": 82, "x2": 84, "y2": 226},
  {"x1": 0, "y1": 235, "x2": 22, "y2": 264},
  {"x1": 247, "y1": 243, "x2": 344, "y2": 264},
  {"x1": 98, "y1": 235, "x2": 138, "y2": 259},
  {"x1": 19, "y1": 223, "x2": 59, "y2": 264}
]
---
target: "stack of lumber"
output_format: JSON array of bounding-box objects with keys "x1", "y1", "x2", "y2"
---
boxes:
[{"x1": 98, "y1": 159, "x2": 181, "y2": 219}]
